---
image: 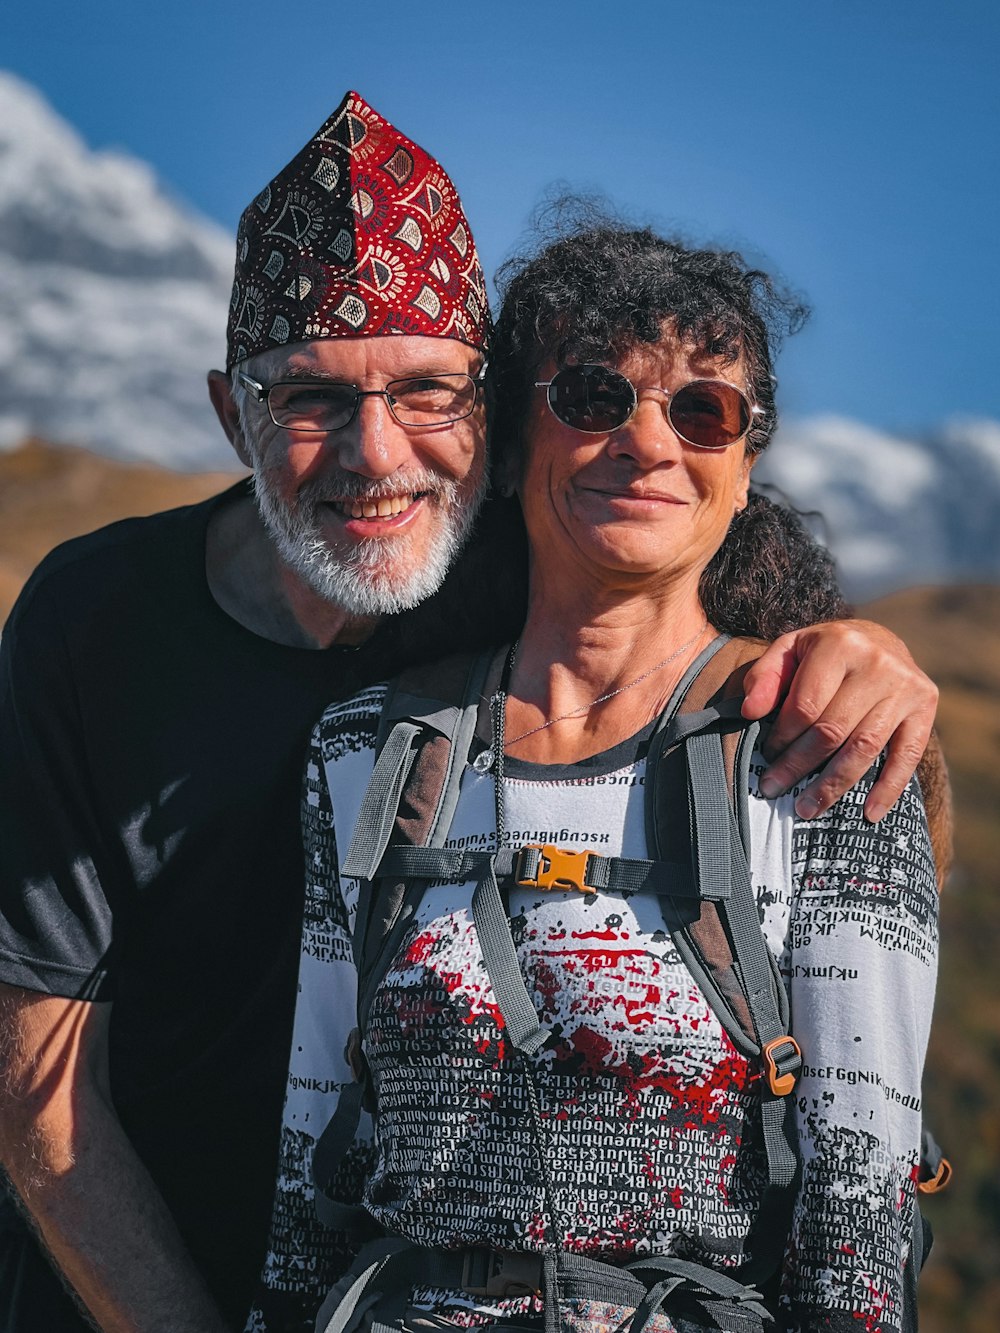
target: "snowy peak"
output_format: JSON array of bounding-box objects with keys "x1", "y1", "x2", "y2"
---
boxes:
[
  {"x1": 758, "y1": 415, "x2": 1000, "y2": 599},
  {"x1": 0, "y1": 71, "x2": 230, "y2": 280},
  {"x1": 0, "y1": 71, "x2": 235, "y2": 469}
]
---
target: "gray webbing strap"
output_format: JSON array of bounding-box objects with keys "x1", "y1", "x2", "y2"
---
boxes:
[
  {"x1": 686, "y1": 730, "x2": 736, "y2": 906},
  {"x1": 344, "y1": 652, "x2": 493, "y2": 880},
  {"x1": 343, "y1": 722, "x2": 421, "y2": 880},
  {"x1": 655, "y1": 696, "x2": 747, "y2": 750},
  {"x1": 424, "y1": 655, "x2": 493, "y2": 847},
  {"x1": 624, "y1": 1254, "x2": 773, "y2": 1331},
  {"x1": 370, "y1": 846, "x2": 514, "y2": 882},
  {"x1": 374, "y1": 845, "x2": 702, "y2": 900},
  {"x1": 578, "y1": 853, "x2": 699, "y2": 898},
  {"x1": 656, "y1": 633, "x2": 733, "y2": 725},
  {"x1": 471, "y1": 858, "x2": 551, "y2": 1056},
  {"x1": 685, "y1": 728, "x2": 790, "y2": 1047},
  {"x1": 314, "y1": 1239, "x2": 416, "y2": 1333},
  {"x1": 312, "y1": 1081, "x2": 371, "y2": 1232},
  {"x1": 685, "y1": 724, "x2": 800, "y2": 1275}
]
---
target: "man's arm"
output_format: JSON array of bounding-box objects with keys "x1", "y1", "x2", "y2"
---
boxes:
[
  {"x1": 742, "y1": 619, "x2": 938, "y2": 823},
  {"x1": 0, "y1": 984, "x2": 229, "y2": 1333}
]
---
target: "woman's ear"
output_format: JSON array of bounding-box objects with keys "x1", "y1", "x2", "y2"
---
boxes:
[
  {"x1": 491, "y1": 452, "x2": 520, "y2": 499},
  {"x1": 734, "y1": 451, "x2": 756, "y2": 513}
]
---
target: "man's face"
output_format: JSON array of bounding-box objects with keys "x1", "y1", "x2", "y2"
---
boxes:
[{"x1": 235, "y1": 335, "x2": 487, "y2": 617}]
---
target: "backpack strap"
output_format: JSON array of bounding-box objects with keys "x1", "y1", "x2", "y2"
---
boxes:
[
  {"x1": 646, "y1": 635, "x2": 801, "y2": 1282},
  {"x1": 646, "y1": 635, "x2": 784, "y2": 1051},
  {"x1": 314, "y1": 650, "x2": 494, "y2": 1230},
  {"x1": 344, "y1": 649, "x2": 494, "y2": 1023}
]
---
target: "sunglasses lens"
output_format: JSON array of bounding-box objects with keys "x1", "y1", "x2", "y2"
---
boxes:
[
  {"x1": 547, "y1": 366, "x2": 635, "y2": 433},
  {"x1": 669, "y1": 381, "x2": 752, "y2": 448}
]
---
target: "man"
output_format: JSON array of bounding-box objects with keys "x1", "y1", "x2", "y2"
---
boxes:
[{"x1": 0, "y1": 92, "x2": 937, "y2": 1333}]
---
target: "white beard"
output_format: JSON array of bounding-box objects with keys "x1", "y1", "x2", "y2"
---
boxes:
[{"x1": 251, "y1": 465, "x2": 485, "y2": 618}]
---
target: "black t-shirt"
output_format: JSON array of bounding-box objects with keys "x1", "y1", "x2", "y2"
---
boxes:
[{"x1": 0, "y1": 481, "x2": 464, "y2": 1329}]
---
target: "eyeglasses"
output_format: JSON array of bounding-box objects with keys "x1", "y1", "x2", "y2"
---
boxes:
[
  {"x1": 535, "y1": 364, "x2": 761, "y2": 449},
  {"x1": 237, "y1": 369, "x2": 486, "y2": 432}
]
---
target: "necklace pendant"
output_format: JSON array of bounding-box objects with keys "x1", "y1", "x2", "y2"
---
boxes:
[{"x1": 472, "y1": 748, "x2": 495, "y2": 774}]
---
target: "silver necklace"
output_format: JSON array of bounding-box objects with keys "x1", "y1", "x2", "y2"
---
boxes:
[{"x1": 472, "y1": 621, "x2": 708, "y2": 774}]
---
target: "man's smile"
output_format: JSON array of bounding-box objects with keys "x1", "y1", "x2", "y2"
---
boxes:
[{"x1": 327, "y1": 492, "x2": 427, "y2": 520}]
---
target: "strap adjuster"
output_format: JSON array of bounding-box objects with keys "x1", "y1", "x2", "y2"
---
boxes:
[
  {"x1": 761, "y1": 1035, "x2": 802, "y2": 1096},
  {"x1": 917, "y1": 1156, "x2": 953, "y2": 1194},
  {"x1": 515, "y1": 843, "x2": 592, "y2": 893},
  {"x1": 460, "y1": 1247, "x2": 543, "y2": 1297}
]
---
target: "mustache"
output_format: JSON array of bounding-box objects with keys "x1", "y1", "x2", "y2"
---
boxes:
[{"x1": 298, "y1": 468, "x2": 458, "y2": 506}]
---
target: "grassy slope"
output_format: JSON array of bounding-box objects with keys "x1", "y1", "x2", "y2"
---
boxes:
[{"x1": 0, "y1": 440, "x2": 242, "y2": 622}]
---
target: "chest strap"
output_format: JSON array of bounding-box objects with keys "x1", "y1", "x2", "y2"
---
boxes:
[{"x1": 372, "y1": 844, "x2": 710, "y2": 900}]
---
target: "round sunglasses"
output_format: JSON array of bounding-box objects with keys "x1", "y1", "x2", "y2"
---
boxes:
[{"x1": 535, "y1": 364, "x2": 761, "y2": 449}]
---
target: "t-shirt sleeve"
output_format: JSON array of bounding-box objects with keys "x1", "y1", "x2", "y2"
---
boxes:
[
  {"x1": 0, "y1": 580, "x2": 117, "y2": 999},
  {"x1": 780, "y1": 764, "x2": 939, "y2": 1333}
]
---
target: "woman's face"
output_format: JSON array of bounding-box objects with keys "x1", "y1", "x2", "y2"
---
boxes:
[{"x1": 516, "y1": 331, "x2": 756, "y2": 597}]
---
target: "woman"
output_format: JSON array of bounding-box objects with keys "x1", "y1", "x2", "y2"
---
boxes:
[{"x1": 254, "y1": 218, "x2": 938, "y2": 1333}]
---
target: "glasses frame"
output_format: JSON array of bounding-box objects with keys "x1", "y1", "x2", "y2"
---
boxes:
[
  {"x1": 237, "y1": 366, "x2": 488, "y2": 433},
  {"x1": 534, "y1": 365, "x2": 763, "y2": 449}
]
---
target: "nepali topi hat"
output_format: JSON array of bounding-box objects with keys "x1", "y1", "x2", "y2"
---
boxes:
[{"x1": 226, "y1": 90, "x2": 491, "y2": 369}]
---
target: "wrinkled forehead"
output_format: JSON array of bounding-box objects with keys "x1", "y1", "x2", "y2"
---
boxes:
[{"x1": 239, "y1": 334, "x2": 484, "y2": 383}]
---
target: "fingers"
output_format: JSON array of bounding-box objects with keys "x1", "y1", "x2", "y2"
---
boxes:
[
  {"x1": 740, "y1": 640, "x2": 801, "y2": 722},
  {"x1": 752, "y1": 620, "x2": 938, "y2": 820},
  {"x1": 759, "y1": 705, "x2": 888, "y2": 811},
  {"x1": 784, "y1": 708, "x2": 933, "y2": 822},
  {"x1": 756, "y1": 649, "x2": 844, "y2": 761},
  {"x1": 861, "y1": 715, "x2": 936, "y2": 823}
]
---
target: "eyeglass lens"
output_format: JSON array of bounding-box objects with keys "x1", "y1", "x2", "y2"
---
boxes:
[
  {"x1": 547, "y1": 366, "x2": 751, "y2": 448},
  {"x1": 267, "y1": 375, "x2": 479, "y2": 431}
]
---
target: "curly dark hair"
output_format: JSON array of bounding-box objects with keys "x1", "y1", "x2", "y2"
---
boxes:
[
  {"x1": 459, "y1": 197, "x2": 848, "y2": 639},
  {"x1": 701, "y1": 491, "x2": 849, "y2": 633},
  {"x1": 490, "y1": 196, "x2": 809, "y2": 466}
]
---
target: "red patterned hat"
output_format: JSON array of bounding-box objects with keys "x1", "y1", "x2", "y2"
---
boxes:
[{"x1": 226, "y1": 91, "x2": 491, "y2": 369}]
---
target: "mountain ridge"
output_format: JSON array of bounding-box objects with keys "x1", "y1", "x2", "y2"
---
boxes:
[{"x1": 0, "y1": 71, "x2": 232, "y2": 469}]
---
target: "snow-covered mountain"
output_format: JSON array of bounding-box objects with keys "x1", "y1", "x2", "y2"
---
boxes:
[
  {"x1": 0, "y1": 71, "x2": 234, "y2": 470},
  {"x1": 757, "y1": 415, "x2": 1000, "y2": 599},
  {"x1": 1, "y1": 71, "x2": 997, "y2": 597}
]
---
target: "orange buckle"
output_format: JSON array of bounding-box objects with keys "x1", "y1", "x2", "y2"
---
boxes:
[
  {"x1": 762, "y1": 1035, "x2": 802, "y2": 1096},
  {"x1": 917, "y1": 1156, "x2": 953, "y2": 1195},
  {"x1": 516, "y1": 843, "x2": 592, "y2": 893}
]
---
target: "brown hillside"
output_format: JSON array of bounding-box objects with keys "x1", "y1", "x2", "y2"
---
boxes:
[
  {"x1": 0, "y1": 439, "x2": 243, "y2": 622},
  {"x1": 864, "y1": 585, "x2": 1000, "y2": 1333}
]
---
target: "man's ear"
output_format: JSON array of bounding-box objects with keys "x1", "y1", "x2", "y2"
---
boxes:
[{"x1": 207, "y1": 369, "x2": 254, "y2": 470}]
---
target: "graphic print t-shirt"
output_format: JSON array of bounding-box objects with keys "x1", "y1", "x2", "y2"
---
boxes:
[{"x1": 245, "y1": 681, "x2": 937, "y2": 1333}]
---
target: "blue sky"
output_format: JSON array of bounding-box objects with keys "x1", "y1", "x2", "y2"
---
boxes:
[{"x1": 6, "y1": 0, "x2": 999, "y2": 432}]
